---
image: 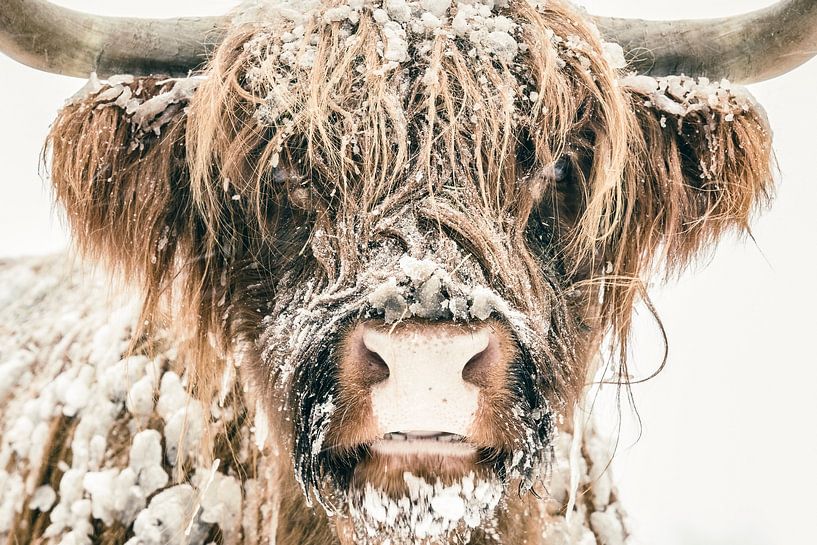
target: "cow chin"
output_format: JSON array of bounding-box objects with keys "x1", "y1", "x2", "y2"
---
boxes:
[{"x1": 336, "y1": 447, "x2": 506, "y2": 545}]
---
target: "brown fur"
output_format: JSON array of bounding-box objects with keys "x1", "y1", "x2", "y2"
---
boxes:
[{"x1": 35, "y1": 0, "x2": 774, "y2": 543}]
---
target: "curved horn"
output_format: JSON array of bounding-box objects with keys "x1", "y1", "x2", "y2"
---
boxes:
[
  {"x1": 595, "y1": 0, "x2": 817, "y2": 84},
  {"x1": 0, "y1": 0, "x2": 229, "y2": 78}
]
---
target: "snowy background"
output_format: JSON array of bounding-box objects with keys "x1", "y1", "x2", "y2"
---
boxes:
[{"x1": 0, "y1": 1, "x2": 814, "y2": 544}]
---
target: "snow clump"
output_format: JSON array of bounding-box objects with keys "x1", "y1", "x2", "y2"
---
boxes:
[
  {"x1": 71, "y1": 74, "x2": 203, "y2": 146},
  {"x1": 620, "y1": 74, "x2": 756, "y2": 119},
  {"x1": 347, "y1": 471, "x2": 503, "y2": 543},
  {"x1": 366, "y1": 255, "x2": 510, "y2": 323}
]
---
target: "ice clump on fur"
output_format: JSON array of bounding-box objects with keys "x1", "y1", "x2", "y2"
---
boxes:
[
  {"x1": 125, "y1": 485, "x2": 208, "y2": 545},
  {"x1": 620, "y1": 74, "x2": 756, "y2": 119},
  {"x1": 70, "y1": 74, "x2": 203, "y2": 147},
  {"x1": 366, "y1": 255, "x2": 511, "y2": 323}
]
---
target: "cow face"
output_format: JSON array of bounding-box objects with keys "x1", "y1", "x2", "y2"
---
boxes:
[
  {"x1": 45, "y1": 0, "x2": 773, "y2": 542},
  {"x1": 253, "y1": 203, "x2": 589, "y2": 536}
]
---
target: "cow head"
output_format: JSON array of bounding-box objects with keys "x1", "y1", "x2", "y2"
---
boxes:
[{"x1": 4, "y1": 0, "x2": 813, "y2": 543}]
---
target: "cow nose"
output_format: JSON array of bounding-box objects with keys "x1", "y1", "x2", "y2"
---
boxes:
[
  {"x1": 356, "y1": 341, "x2": 391, "y2": 386},
  {"x1": 361, "y1": 326, "x2": 492, "y2": 438}
]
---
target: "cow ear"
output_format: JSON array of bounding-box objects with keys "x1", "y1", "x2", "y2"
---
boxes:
[
  {"x1": 46, "y1": 76, "x2": 200, "y2": 295},
  {"x1": 613, "y1": 76, "x2": 774, "y2": 274}
]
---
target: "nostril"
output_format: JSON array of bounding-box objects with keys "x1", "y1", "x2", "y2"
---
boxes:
[
  {"x1": 361, "y1": 347, "x2": 390, "y2": 386},
  {"x1": 462, "y1": 348, "x2": 490, "y2": 387}
]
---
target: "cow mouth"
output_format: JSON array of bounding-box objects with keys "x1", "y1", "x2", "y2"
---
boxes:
[
  {"x1": 370, "y1": 431, "x2": 478, "y2": 457},
  {"x1": 383, "y1": 431, "x2": 465, "y2": 441}
]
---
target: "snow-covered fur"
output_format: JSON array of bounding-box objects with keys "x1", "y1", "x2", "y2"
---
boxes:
[
  {"x1": 0, "y1": 255, "x2": 627, "y2": 544},
  {"x1": 4, "y1": 0, "x2": 775, "y2": 543}
]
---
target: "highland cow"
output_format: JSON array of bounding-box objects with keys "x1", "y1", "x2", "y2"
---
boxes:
[{"x1": 1, "y1": 0, "x2": 814, "y2": 544}]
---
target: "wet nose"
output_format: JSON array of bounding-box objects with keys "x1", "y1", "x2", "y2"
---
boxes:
[{"x1": 359, "y1": 325, "x2": 494, "y2": 437}]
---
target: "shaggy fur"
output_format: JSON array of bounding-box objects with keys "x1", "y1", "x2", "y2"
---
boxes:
[{"x1": 28, "y1": 0, "x2": 775, "y2": 543}]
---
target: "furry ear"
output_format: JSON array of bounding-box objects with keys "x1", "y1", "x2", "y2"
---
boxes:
[
  {"x1": 46, "y1": 76, "x2": 201, "y2": 304},
  {"x1": 46, "y1": 75, "x2": 243, "y2": 400},
  {"x1": 611, "y1": 75, "x2": 775, "y2": 276},
  {"x1": 588, "y1": 76, "x2": 775, "y2": 359}
]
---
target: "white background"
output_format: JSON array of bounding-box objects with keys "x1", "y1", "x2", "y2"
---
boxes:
[{"x1": 1, "y1": 2, "x2": 814, "y2": 544}]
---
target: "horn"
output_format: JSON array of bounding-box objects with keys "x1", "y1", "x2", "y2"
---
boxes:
[
  {"x1": 5, "y1": 1, "x2": 816, "y2": 83},
  {"x1": 594, "y1": 0, "x2": 817, "y2": 84},
  {"x1": 0, "y1": 0, "x2": 229, "y2": 78}
]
